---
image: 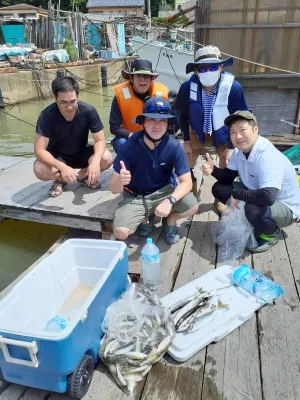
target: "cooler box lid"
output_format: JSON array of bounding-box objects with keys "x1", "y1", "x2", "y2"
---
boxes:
[{"x1": 160, "y1": 265, "x2": 265, "y2": 362}]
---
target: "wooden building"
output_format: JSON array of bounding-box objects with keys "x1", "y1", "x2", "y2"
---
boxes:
[
  {"x1": 0, "y1": 4, "x2": 48, "y2": 20},
  {"x1": 194, "y1": 0, "x2": 300, "y2": 135},
  {"x1": 87, "y1": 0, "x2": 144, "y2": 18}
]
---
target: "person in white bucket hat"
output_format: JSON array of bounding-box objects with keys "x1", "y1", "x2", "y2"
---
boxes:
[{"x1": 176, "y1": 45, "x2": 248, "y2": 213}]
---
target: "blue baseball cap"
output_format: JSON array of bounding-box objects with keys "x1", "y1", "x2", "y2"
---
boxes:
[{"x1": 135, "y1": 97, "x2": 176, "y2": 125}]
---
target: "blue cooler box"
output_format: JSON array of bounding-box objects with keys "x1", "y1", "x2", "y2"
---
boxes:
[{"x1": 0, "y1": 239, "x2": 128, "y2": 395}]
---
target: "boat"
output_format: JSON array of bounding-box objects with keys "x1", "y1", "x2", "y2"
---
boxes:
[{"x1": 132, "y1": 36, "x2": 193, "y2": 91}]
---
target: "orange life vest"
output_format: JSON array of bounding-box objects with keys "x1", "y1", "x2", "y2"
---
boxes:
[{"x1": 114, "y1": 81, "x2": 169, "y2": 133}]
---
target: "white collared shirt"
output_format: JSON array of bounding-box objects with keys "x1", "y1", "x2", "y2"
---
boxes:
[{"x1": 227, "y1": 136, "x2": 300, "y2": 218}]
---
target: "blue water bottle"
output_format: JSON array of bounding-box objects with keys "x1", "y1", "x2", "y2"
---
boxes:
[
  {"x1": 45, "y1": 314, "x2": 70, "y2": 332},
  {"x1": 141, "y1": 238, "x2": 161, "y2": 290},
  {"x1": 232, "y1": 264, "x2": 283, "y2": 303}
]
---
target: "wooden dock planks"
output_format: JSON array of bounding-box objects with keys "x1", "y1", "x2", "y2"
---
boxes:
[
  {"x1": 0, "y1": 157, "x2": 300, "y2": 399},
  {"x1": 0, "y1": 156, "x2": 120, "y2": 232}
]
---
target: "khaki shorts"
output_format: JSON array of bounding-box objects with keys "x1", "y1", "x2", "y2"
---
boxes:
[
  {"x1": 270, "y1": 201, "x2": 296, "y2": 228},
  {"x1": 189, "y1": 129, "x2": 232, "y2": 169},
  {"x1": 113, "y1": 184, "x2": 198, "y2": 229},
  {"x1": 233, "y1": 181, "x2": 296, "y2": 228}
]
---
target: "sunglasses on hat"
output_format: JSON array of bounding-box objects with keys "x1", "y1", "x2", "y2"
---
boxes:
[{"x1": 144, "y1": 104, "x2": 170, "y2": 114}]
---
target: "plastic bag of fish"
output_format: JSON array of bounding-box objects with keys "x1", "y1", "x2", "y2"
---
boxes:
[{"x1": 99, "y1": 283, "x2": 175, "y2": 396}]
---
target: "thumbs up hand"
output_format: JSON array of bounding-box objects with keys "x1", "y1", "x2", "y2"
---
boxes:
[
  {"x1": 120, "y1": 160, "x2": 131, "y2": 186},
  {"x1": 202, "y1": 153, "x2": 214, "y2": 176}
]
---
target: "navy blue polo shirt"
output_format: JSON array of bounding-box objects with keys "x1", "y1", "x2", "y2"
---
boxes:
[{"x1": 113, "y1": 131, "x2": 190, "y2": 195}]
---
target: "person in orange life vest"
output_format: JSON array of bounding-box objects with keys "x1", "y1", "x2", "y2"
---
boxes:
[{"x1": 109, "y1": 58, "x2": 168, "y2": 154}]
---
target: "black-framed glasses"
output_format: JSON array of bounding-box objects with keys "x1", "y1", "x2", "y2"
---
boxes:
[
  {"x1": 197, "y1": 64, "x2": 219, "y2": 73},
  {"x1": 57, "y1": 99, "x2": 78, "y2": 107}
]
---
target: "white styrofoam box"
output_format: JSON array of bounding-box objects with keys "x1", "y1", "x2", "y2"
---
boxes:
[
  {"x1": 160, "y1": 265, "x2": 265, "y2": 362},
  {"x1": 0, "y1": 239, "x2": 127, "y2": 339}
]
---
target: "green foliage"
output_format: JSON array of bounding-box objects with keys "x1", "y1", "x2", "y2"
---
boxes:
[
  {"x1": 172, "y1": 14, "x2": 189, "y2": 27},
  {"x1": 166, "y1": 0, "x2": 175, "y2": 7},
  {"x1": 64, "y1": 38, "x2": 77, "y2": 61},
  {"x1": 152, "y1": 16, "x2": 168, "y2": 26},
  {"x1": 145, "y1": 0, "x2": 160, "y2": 18}
]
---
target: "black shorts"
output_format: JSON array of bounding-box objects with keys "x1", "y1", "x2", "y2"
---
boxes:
[{"x1": 49, "y1": 145, "x2": 94, "y2": 168}]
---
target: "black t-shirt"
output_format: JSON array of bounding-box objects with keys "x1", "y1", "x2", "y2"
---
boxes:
[{"x1": 36, "y1": 100, "x2": 104, "y2": 157}]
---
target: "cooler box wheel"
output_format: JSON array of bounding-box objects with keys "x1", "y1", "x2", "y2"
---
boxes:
[{"x1": 67, "y1": 354, "x2": 94, "y2": 399}]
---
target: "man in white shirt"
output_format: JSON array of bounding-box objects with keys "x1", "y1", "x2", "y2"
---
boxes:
[{"x1": 202, "y1": 110, "x2": 300, "y2": 253}]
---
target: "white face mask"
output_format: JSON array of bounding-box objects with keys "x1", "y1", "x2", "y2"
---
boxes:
[{"x1": 199, "y1": 70, "x2": 220, "y2": 87}]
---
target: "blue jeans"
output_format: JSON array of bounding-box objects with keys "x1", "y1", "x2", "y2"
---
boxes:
[{"x1": 111, "y1": 137, "x2": 127, "y2": 154}]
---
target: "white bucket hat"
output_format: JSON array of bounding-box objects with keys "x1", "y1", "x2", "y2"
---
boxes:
[{"x1": 186, "y1": 45, "x2": 233, "y2": 74}]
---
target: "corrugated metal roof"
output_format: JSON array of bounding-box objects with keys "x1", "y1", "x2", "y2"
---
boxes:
[
  {"x1": 0, "y1": 3, "x2": 47, "y2": 12},
  {"x1": 87, "y1": 0, "x2": 144, "y2": 7}
]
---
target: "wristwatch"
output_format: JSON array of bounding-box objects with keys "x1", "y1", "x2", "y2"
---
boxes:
[{"x1": 167, "y1": 195, "x2": 177, "y2": 205}]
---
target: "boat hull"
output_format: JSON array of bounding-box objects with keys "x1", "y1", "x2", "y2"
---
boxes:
[{"x1": 132, "y1": 37, "x2": 193, "y2": 91}]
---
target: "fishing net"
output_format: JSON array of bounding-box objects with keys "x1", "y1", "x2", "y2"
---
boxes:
[
  {"x1": 100, "y1": 283, "x2": 175, "y2": 397},
  {"x1": 211, "y1": 201, "x2": 257, "y2": 263}
]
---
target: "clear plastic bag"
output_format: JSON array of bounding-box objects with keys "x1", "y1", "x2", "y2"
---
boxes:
[
  {"x1": 100, "y1": 283, "x2": 175, "y2": 397},
  {"x1": 211, "y1": 201, "x2": 257, "y2": 263}
]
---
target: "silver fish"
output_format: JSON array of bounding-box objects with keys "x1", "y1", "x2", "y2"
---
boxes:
[
  {"x1": 124, "y1": 351, "x2": 148, "y2": 360},
  {"x1": 116, "y1": 364, "x2": 127, "y2": 386}
]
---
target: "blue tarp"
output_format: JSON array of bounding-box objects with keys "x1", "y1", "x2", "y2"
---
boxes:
[
  {"x1": 87, "y1": 23, "x2": 101, "y2": 49},
  {"x1": 117, "y1": 23, "x2": 126, "y2": 56},
  {"x1": 1, "y1": 25, "x2": 25, "y2": 46},
  {"x1": 53, "y1": 24, "x2": 69, "y2": 48}
]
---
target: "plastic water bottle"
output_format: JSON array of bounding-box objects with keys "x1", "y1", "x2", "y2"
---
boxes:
[
  {"x1": 232, "y1": 264, "x2": 283, "y2": 304},
  {"x1": 141, "y1": 238, "x2": 161, "y2": 290},
  {"x1": 45, "y1": 314, "x2": 70, "y2": 332}
]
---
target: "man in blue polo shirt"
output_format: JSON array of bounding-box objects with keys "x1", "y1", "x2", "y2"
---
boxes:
[{"x1": 110, "y1": 98, "x2": 199, "y2": 245}]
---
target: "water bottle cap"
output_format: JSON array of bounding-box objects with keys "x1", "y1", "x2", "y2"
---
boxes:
[{"x1": 146, "y1": 238, "x2": 152, "y2": 244}]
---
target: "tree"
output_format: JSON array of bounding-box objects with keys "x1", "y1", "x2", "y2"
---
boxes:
[{"x1": 145, "y1": 0, "x2": 160, "y2": 18}]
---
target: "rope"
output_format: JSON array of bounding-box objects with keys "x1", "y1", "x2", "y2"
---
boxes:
[{"x1": 176, "y1": 32, "x2": 300, "y2": 76}]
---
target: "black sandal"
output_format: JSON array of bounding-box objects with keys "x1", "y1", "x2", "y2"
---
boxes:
[
  {"x1": 49, "y1": 181, "x2": 67, "y2": 198},
  {"x1": 76, "y1": 177, "x2": 101, "y2": 189}
]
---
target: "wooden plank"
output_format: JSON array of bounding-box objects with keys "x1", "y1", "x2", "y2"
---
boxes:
[
  {"x1": 203, "y1": 252, "x2": 262, "y2": 400},
  {"x1": 21, "y1": 388, "x2": 50, "y2": 400},
  {"x1": 84, "y1": 178, "x2": 199, "y2": 399},
  {"x1": 141, "y1": 173, "x2": 214, "y2": 400},
  {"x1": 203, "y1": 187, "x2": 262, "y2": 400},
  {"x1": 0, "y1": 385, "x2": 26, "y2": 400},
  {"x1": 284, "y1": 223, "x2": 300, "y2": 293},
  {"x1": 0, "y1": 159, "x2": 51, "y2": 207},
  {"x1": 0, "y1": 206, "x2": 104, "y2": 232},
  {"x1": 253, "y1": 228, "x2": 300, "y2": 400},
  {"x1": 31, "y1": 168, "x2": 117, "y2": 219},
  {"x1": 0, "y1": 382, "x2": 9, "y2": 397},
  {"x1": 0, "y1": 156, "x2": 25, "y2": 171}
]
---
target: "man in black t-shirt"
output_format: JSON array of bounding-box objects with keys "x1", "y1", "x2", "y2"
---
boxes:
[{"x1": 34, "y1": 76, "x2": 112, "y2": 197}]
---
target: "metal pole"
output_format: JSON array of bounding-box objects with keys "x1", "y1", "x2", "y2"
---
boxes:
[{"x1": 147, "y1": 0, "x2": 151, "y2": 31}]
